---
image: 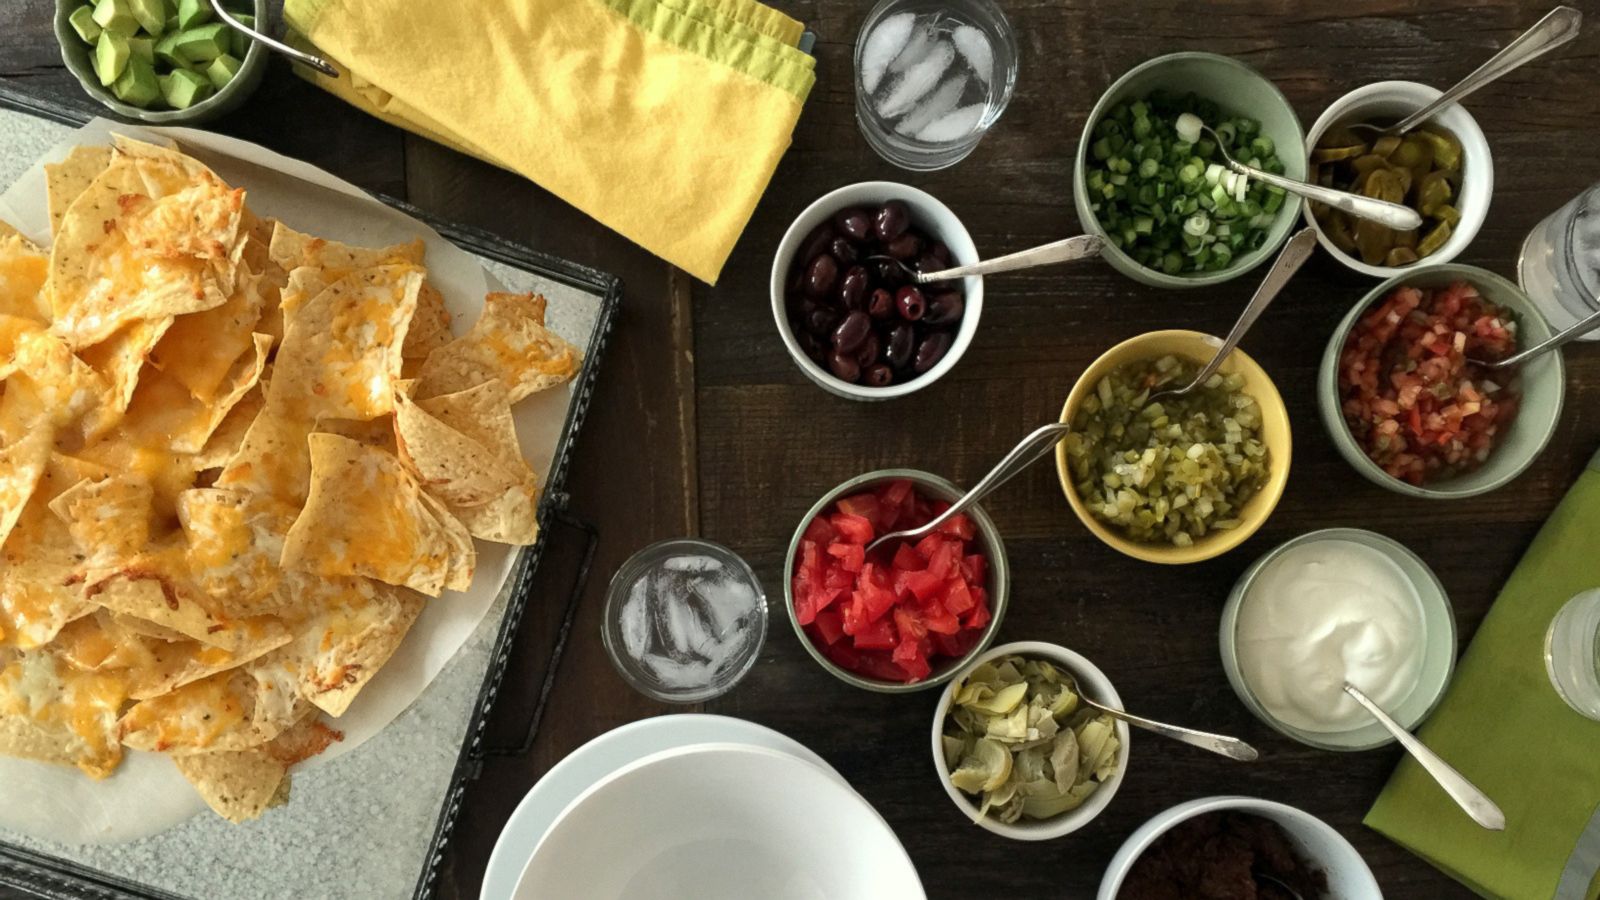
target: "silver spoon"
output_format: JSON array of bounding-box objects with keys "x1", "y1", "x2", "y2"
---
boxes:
[
  {"x1": 1469, "y1": 303, "x2": 1600, "y2": 370},
  {"x1": 1060, "y1": 668, "x2": 1259, "y2": 762},
  {"x1": 1144, "y1": 228, "x2": 1318, "y2": 409},
  {"x1": 1254, "y1": 871, "x2": 1305, "y2": 900},
  {"x1": 864, "y1": 422, "x2": 1072, "y2": 554},
  {"x1": 1197, "y1": 123, "x2": 1421, "y2": 231},
  {"x1": 869, "y1": 234, "x2": 1103, "y2": 285},
  {"x1": 206, "y1": 0, "x2": 340, "y2": 78},
  {"x1": 1348, "y1": 6, "x2": 1583, "y2": 138},
  {"x1": 1343, "y1": 683, "x2": 1505, "y2": 831}
]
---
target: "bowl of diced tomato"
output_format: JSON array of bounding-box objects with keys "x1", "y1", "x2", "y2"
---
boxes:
[
  {"x1": 786, "y1": 469, "x2": 1009, "y2": 692},
  {"x1": 1318, "y1": 264, "x2": 1565, "y2": 499}
]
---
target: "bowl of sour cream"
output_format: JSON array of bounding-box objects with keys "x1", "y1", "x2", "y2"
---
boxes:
[{"x1": 1219, "y1": 528, "x2": 1456, "y2": 751}]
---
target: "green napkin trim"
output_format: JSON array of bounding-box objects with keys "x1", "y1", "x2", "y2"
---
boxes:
[
  {"x1": 655, "y1": 0, "x2": 814, "y2": 69},
  {"x1": 596, "y1": 0, "x2": 816, "y2": 99}
]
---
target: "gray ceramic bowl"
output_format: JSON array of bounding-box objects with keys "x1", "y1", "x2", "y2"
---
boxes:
[
  {"x1": 1318, "y1": 263, "x2": 1566, "y2": 498},
  {"x1": 1073, "y1": 51, "x2": 1307, "y2": 289},
  {"x1": 784, "y1": 468, "x2": 1009, "y2": 693},
  {"x1": 54, "y1": 0, "x2": 268, "y2": 124}
]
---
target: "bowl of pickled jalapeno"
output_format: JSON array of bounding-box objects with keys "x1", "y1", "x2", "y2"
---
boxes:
[{"x1": 1304, "y1": 81, "x2": 1493, "y2": 277}]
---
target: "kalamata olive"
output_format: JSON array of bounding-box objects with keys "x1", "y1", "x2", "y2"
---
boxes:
[
  {"x1": 923, "y1": 291, "x2": 964, "y2": 326},
  {"x1": 837, "y1": 266, "x2": 870, "y2": 310},
  {"x1": 799, "y1": 330, "x2": 825, "y2": 357},
  {"x1": 886, "y1": 323, "x2": 914, "y2": 368},
  {"x1": 828, "y1": 350, "x2": 861, "y2": 383},
  {"x1": 895, "y1": 285, "x2": 926, "y2": 321},
  {"x1": 804, "y1": 254, "x2": 838, "y2": 299},
  {"x1": 914, "y1": 251, "x2": 947, "y2": 277},
  {"x1": 854, "y1": 332, "x2": 881, "y2": 368},
  {"x1": 885, "y1": 232, "x2": 922, "y2": 261},
  {"x1": 873, "y1": 258, "x2": 907, "y2": 287},
  {"x1": 874, "y1": 201, "x2": 911, "y2": 242},
  {"x1": 926, "y1": 241, "x2": 952, "y2": 267},
  {"x1": 913, "y1": 332, "x2": 952, "y2": 373},
  {"x1": 867, "y1": 287, "x2": 895, "y2": 320},
  {"x1": 833, "y1": 207, "x2": 873, "y2": 242},
  {"x1": 805, "y1": 306, "x2": 841, "y2": 336},
  {"x1": 831, "y1": 310, "x2": 872, "y2": 354},
  {"x1": 829, "y1": 237, "x2": 859, "y2": 266},
  {"x1": 797, "y1": 223, "x2": 834, "y2": 270},
  {"x1": 864, "y1": 364, "x2": 894, "y2": 387}
]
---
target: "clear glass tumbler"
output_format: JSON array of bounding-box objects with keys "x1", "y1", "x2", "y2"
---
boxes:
[
  {"x1": 1545, "y1": 587, "x2": 1600, "y2": 721},
  {"x1": 853, "y1": 0, "x2": 1018, "y2": 171},
  {"x1": 1518, "y1": 181, "x2": 1600, "y2": 340}
]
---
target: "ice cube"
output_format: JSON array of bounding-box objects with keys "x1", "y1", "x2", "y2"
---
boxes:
[
  {"x1": 696, "y1": 575, "x2": 758, "y2": 637},
  {"x1": 895, "y1": 73, "x2": 968, "y2": 137},
  {"x1": 915, "y1": 104, "x2": 985, "y2": 143},
  {"x1": 619, "y1": 579, "x2": 651, "y2": 658},
  {"x1": 859, "y1": 12, "x2": 914, "y2": 95},
  {"x1": 886, "y1": 19, "x2": 938, "y2": 77},
  {"x1": 877, "y1": 40, "x2": 957, "y2": 120},
  {"x1": 951, "y1": 25, "x2": 994, "y2": 87},
  {"x1": 663, "y1": 554, "x2": 724, "y2": 574},
  {"x1": 664, "y1": 590, "x2": 712, "y2": 659},
  {"x1": 640, "y1": 655, "x2": 715, "y2": 690}
]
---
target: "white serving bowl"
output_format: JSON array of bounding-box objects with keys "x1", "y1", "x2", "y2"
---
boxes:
[
  {"x1": 770, "y1": 181, "x2": 983, "y2": 401},
  {"x1": 930, "y1": 641, "x2": 1131, "y2": 841},
  {"x1": 1304, "y1": 81, "x2": 1492, "y2": 277},
  {"x1": 1098, "y1": 796, "x2": 1382, "y2": 899},
  {"x1": 514, "y1": 742, "x2": 924, "y2": 900}
]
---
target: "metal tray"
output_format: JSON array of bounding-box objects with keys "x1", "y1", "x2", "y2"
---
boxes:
[{"x1": 0, "y1": 82, "x2": 620, "y2": 900}]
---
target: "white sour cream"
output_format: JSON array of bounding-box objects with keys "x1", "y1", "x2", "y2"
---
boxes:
[{"x1": 1235, "y1": 539, "x2": 1424, "y2": 733}]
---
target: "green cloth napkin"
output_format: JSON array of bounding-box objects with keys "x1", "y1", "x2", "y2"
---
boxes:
[{"x1": 1367, "y1": 447, "x2": 1600, "y2": 899}]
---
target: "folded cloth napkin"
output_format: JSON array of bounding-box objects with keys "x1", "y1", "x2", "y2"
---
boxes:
[
  {"x1": 283, "y1": 0, "x2": 815, "y2": 283},
  {"x1": 1367, "y1": 447, "x2": 1600, "y2": 900}
]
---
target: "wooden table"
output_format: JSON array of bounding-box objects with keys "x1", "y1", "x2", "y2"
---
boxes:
[{"x1": 7, "y1": 1, "x2": 1600, "y2": 896}]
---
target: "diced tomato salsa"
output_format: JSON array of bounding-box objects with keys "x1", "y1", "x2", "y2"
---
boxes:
[
  {"x1": 792, "y1": 479, "x2": 992, "y2": 684},
  {"x1": 1337, "y1": 281, "x2": 1520, "y2": 486}
]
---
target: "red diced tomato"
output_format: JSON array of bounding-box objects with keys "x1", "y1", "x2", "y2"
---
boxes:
[
  {"x1": 915, "y1": 532, "x2": 944, "y2": 562},
  {"x1": 829, "y1": 512, "x2": 874, "y2": 545},
  {"x1": 835, "y1": 493, "x2": 882, "y2": 530},
  {"x1": 893, "y1": 606, "x2": 927, "y2": 643},
  {"x1": 895, "y1": 568, "x2": 944, "y2": 603},
  {"x1": 960, "y1": 553, "x2": 987, "y2": 585},
  {"x1": 880, "y1": 479, "x2": 913, "y2": 513},
  {"x1": 812, "y1": 608, "x2": 845, "y2": 646},
  {"x1": 942, "y1": 577, "x2": 975, "y2": 615},
  {"x1": 852, "y1": 617, "x2": 897, "y2": 650},
  {"x1": 801, "y1": 516, "x2": 835, "y2": 545},
  {"x1": 891, "y1": 543, "x2": 924, "y2": 572},
  {"x1": 965, "y1": 599, "x2": 991, "y2": 630},
  {"x1": 826, "y1": 542, "x2": 865, "y2": 573},
  {"x1": 924, "y1": 540, "x2": 960, "y2": 580},
  {"x1": 851, "y1": 650, "x2": 910, "y2": 683},
  {"x1": 923, "y1": 602, "x2": 960, "y2": 635},
  {"x1": 932, "y1": 630, "x2": 977, "y2": 659},
  {"x1": 935, "y1": 512, "x2": 976, "y2": 540},
  {"x1": 823, "y1": 565, "x2": 854, "y2": 593}
]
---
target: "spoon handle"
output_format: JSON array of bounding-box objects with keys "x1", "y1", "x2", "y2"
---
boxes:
[
  {"x1": 1343, "y1": 684, "x2": 1506, "y2": 831},
  {"x1": 1392, "y1": 6, "x2": 1583, "y2": 135},
  {"x1": 1182, "y1": 227, "x2": 1318, "y2": 393},
  {"x1": 1232, "y1": 163, "x2": 1422, "y2": 231},
  {"x1": 1085, "y1": 699, "x2": 1259, "y2": 762},
  {"x1": 918, "y1": 234, "x2": 1103, "y2": 282},
  {"x1": 207, "y1": 0, "x2": 341, "y2": 78},
  {"x1": 1487, "y1": 303, "x2": 1600, "y2": 369}
]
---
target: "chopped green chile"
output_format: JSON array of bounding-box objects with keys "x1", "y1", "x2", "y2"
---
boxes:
[
  {"x1": 941, "y1": 654, "x2": 1120, "y2": 824},
  {"x1": 1311, "y1": 123, "x2": 1465, "y2": 266}
]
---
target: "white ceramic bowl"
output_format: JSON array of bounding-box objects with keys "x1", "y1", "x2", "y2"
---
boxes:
[
  {"x1": 1098, "y1": 796, "x2": 1382, "y2": 899},
  {"x1": 515, "y1": 742, "x2": 924, "y2": 900},
  {"x1": 1304, "y1": 81, "x2": 1492, "y2": 277},
  {"x1": 770, "y1": 182, "x2": 983, "y2": 400},
  {"x1": 930, "y1": 641, "x2": 1130, "y2": 841}
]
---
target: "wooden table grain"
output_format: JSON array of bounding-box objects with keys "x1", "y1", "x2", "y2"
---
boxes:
[{"x1": 6, "y1": 0, "x2": 1600, "y2": 897}]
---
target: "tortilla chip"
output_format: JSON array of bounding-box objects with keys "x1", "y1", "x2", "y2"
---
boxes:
[
  {"x1": 413, "y1": 292, "x2": 580, "y2": 402},
  {"x1": 176, "y1": 487, "x2": 290, "y2": 619},
  {"x1": 280, "y1": 433, "x2": 474, "y2": 596},
  {"x1": 267, "y1": 221, "x2": 424, "y2": 291},
  {"x1": 149, "y1": 269, "x2": 266, "y2": 401},
  {"x1": 3, "y1": 327, "x2": 109, "y2": 431},
  {"x1": 193, "y1": 383, "x2": 263, "y2": 471},
  {"x1": 254, "y1": 579, "x2": 423, "y2": 717},
  {"x1": 403, "y1": 280, "x2": 452, "y2": 360},
  {"x1": 0, "y1": 234, "x2": 49, "y2": 322},
  {"x1": 0, "y1": 495, "x2": 92, "y2": 650},
  {"x1": 118, "y1": 332, "x2": 272, "y2": 455},
  {"x1": 44, "y1": 144, "x2": 113, "y2": 239},
  {"x1": 394, "y1": 386, "x2": 540, "y2": 545},
  {"x1": 118, "y1": 668, "x2": 266, "y2": 754},
  {"x1": 0, "y1": 423, "x2": 51, "y2": 553},
  {"x1": 49, "y1": 475, "x2": 155, "y2": 571},
  {"x1": 125, "y1": 617, "x2": 292, "y2": 701},
  {"x1": 0, "y1": 220, "x2": 16, "y2": 240},
  {"x1": 86, "y1": 573, "x2": 227, "y2": 647},
  {"x1": 104, "y1": 611, "x2": 187, "y2": 643},
  {"x1": 77, "y1": 317, "x2": 175, "y2": 430},
  {"x1": 172, "y1": 711, "x2": 341, "y2": 823},
  {"x1": 0, "y1": 651, "x2": 125, "y2": 777},
  {"x1": 214, "y1": 407, "x2": 316, "y2": 507},
  {"x1": 314, "y1": 415, "x2": 396, "y2": 452}
]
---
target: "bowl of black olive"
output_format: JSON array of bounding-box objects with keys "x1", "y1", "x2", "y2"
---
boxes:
[{"x1": 771, "y1": 182, "x2": 982, "y2": 400}]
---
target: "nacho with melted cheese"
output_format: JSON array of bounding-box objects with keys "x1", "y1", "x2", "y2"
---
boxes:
[{"x1": 0, "y1": 137, "x2": 580, "y2": 824}]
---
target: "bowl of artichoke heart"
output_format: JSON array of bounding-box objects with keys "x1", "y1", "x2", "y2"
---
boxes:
[
  {"x1": 932, "y1": 643, "x2": 1129, "y2": 840},
  {"x1": 1056, "y1": 330, "x2": 1291, "y2": 564}
]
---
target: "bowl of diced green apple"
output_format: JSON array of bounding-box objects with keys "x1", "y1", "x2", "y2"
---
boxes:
[{"x1": 55, "y1": 0, "x2": 267, "y2": 123}]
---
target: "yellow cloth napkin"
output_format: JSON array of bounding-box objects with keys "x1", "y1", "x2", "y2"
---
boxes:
[{"x1": 283, "y1": 0, "x2": 815, "y2": 283}]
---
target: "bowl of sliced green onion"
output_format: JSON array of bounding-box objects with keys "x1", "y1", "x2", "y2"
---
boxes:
[{"x1": 1074, "y1": 52, "x2": 1307, "y2": 289}]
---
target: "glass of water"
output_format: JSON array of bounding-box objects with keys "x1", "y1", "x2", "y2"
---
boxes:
[
  {"x1": 1518, "y1": 181, "x2": 1600, "y2": 339},
  {"x1": 853, "y1": 0, "x2": 1019, "y2": 171},
  {"x1": 1546, "y1": 588, "x2": 1600, "y2": 721}
]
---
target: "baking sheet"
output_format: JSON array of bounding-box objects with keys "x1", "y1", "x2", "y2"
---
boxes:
[{"x1": 0, "y1": 109, "x2": 605, "y2": 897}]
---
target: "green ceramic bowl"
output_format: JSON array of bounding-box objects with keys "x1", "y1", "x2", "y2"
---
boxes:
[
  {"x1": 54, "y1": 0, "x2": 268, "y2": 125},
  {"x1": 1073, "y1": 52, "x2": 1307, "y2": 289},
  {"x1": 1317, "y1": 264, "x2": 1566, "y2": 499},
  {"x1": 784, "y1": 468, "x2": 1009, "y2": 693}
]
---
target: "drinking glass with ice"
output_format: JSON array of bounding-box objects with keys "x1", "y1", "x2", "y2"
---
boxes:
[{"x1": 1519, "y1": 182, "x2": 1600, "y2": 340}]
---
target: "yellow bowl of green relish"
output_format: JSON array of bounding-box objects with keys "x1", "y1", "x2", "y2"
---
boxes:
[{"x1": 1056, "y1": 330, "x2": 1291, "y2": 565}]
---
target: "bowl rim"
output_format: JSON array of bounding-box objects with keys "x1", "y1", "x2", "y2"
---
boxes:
[
  {"x1": 1073, "y1": 50, "x2": 1308, "y2": 289},
  {"x1": 53, "y1": 0, "x2": 270, "y2": 124},
  {"x1": 1316, "y1": 262, "x2": 1566, "y2": 499},
  {"x1": 1300, "y1": 80, "x2": 1494, "y2": 278},
  {"x1": 783, "y1": 468, "x2": 1009, "y2": 693},
  {"x1": 1219, "y1": 526, "x2": 1458, "y2": 751},
  {"x1": 1055, "y1": 329, "x2": 1292, "y2": 564},
  {"x1": 1095, "y1": 794, "x2": 1382, "y2": 899},
  {"x1": 769, "y1": 181, "x2": 984, "y2": 401},
  {"x1": 929, "y1": 640, "x2": 1131, "y2": 841}
]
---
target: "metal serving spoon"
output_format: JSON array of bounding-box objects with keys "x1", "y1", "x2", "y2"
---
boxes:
[
  {"x1": 870, "y1": 234, "x2": 1103, "y2": 285},
  {"x1": 1197, "y1": 123, "x2": 1421, "y2": 231},
  {"x1": 864, "y1": 422, "x2": 1072, "y2": 554},
  {"x1": 1469, "y1": 303, "x2": 1600, "y2": 370},
  {"x1": 1060, "y1": 668, "x2": 1259, "y2": 762},
  {"x1": 1348, "y1": 6, "x2": 1582, "y2": 138},
  {"x1": 1253, "y1": 871, "x2": 1305, "y2": 900},
  {"x1": 206, "y1": 0, "x2": 340, "y2": 78},
  {"x1": 1144, "y1": 228, "x2": 1318, "y2": 409},
  {"x1": 1343, "y1": 683, "x2": 1505, "y2": 831}
]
